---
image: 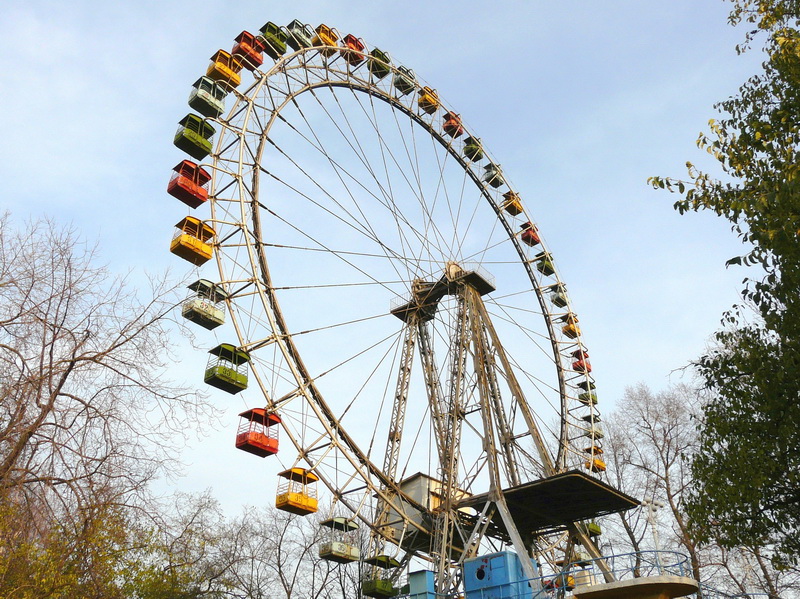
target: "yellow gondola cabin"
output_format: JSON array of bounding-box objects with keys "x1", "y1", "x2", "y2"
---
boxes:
[
  {"x1": 276, "y1": 468, "x2": 319, "y2": 515},
  {"x1": 312, "y1": 24, "x2": 339, "y2": 57},
  {"x1": 170, "y1": 216, "x2": 215, "y2": 266},
  {"x1": 206, "y1": 49, "x2": 244, "y2": 90}
]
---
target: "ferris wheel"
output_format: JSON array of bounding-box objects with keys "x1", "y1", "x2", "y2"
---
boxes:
[{"x1": 168, "y1": 20, "x2": 636, "y2": 598}]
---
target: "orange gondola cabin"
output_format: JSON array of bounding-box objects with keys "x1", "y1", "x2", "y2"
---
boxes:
[
  {"x1": 167, "y1": 160, "x2": 211, "y2": 209},
  {"x1": 232, "y1": 31, "x2": 266, "y2": 70},
  {"x1": 443, "y1": 112, "x2": 464, "y2": 138},
  {"x1": 236, "y1": 409, "x2": 280, "y2": 457},
  {"x1": 571, "y1": 348, "x2": 592, "y2": 373},
  {"x1": 276, "y1": 468, "x2": 319, "y2": 515},
  {"x1": 170, "y1": 216, "x2": 215, "y2": 266},
  {"x1": 502, "y1": 191, "x2": 523, "y2": 215},
  {"x1": 341, "y1": 34, "x2": 366, "y2": 66}
]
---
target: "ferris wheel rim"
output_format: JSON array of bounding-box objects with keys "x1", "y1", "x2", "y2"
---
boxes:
[{"x1": 204, "y1": 42, "x2": 600, "y2": 571}]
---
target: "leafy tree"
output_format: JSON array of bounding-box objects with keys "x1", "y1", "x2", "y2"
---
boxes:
[
  {"x1": 602, "y1": 385, "x2": 798, "y2": 596},
  {"x1": 648, "y1": 1, "x2": 800, "y2": 566}
]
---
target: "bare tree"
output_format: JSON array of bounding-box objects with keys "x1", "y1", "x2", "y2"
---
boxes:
[{"x1": 0, "y1": 214, "x2": 217, "y2": 596}]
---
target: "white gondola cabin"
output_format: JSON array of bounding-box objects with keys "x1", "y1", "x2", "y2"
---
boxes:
[
  {"x1": 188, "y1": 76, "x2": 227, "y2": 118},
  {"x1": 286, "y1": 20, "x2": 314, "y2": 51},
  {"x1": 549, "y1": 283, "x2": 568, "y2": 308},
  {"x1": 483, "y1": 162, "x2": 504, "y2": 188},
  {"x1": 393, "y1": 66, "x2": 415, "y2": 95},
  {"x1": 319, "y1": 517, "x2": 360, "y2": 563},
  {"x1": 182, "y1": 279, "x2": 228, "y2": 330}
]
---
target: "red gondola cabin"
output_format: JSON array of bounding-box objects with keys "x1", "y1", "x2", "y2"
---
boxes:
[
  {"x1": 443, "y1": 112, "x2": 464, "y2": 138},
  {"x1": 236, "y1": 409, "x2": 280, "y2": 457},
  {"x1": 520, "y1": 222, "x2": 540, "y2": 246},
  {"x1": 341, "y1": 34, "x2": 366, "y2": 66},
  {"x1": 167, "y1": 160, "x2": 211, "y2": 209},
  {"x1": 233, "y1": 31, "x2": 266, "y2": 70}
]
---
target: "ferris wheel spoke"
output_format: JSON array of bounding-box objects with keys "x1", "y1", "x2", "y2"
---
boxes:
[
  {"x1": 354, "y1": 89, "x2": 456, "y2": 276},
  {"x1": 263, "y1": 114, "x2": 451, "y2": 275},
  {"x1": 191, "y1": 41, "x2": 615, "y2": 591}
]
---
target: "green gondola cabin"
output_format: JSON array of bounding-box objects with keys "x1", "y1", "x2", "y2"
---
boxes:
[
  {"x1": 418, "y1": 86, "x2": 439, "y2": 115},
  {"x1": 577, "y1": 380, "x2": 598, "y2": 405},
  {"x1": 170, "y1": 216, "x2": 215, "y2": 265},
  {"x1": 341, "y1": 34, "x2": 366, "y2": 66},
  {"x1": 167, "y1": 160, "x2": 211, "y2": 209},
  {"x1": 587, "y1": 521, "x2": 602, "y2": 536},
  {"x1": 235, "y1": 408, "x2": 280, "y2": 457},
  {"x1": 483, "y1": 162, "x2": 504, "y2": 188},
  {"x1": 206, "y1": 49, "x2": 243, "y2": 90},
  {"x1": 260, "y1": 21, "x2": 288, "y2": 59},
  {"x1": 535, "y1": 252, "x2": 555, "y2": 276},
  {"x1": 520, "y1": 222, "x2": 540, "y2": 247},
  {"x1": 276, "y1": 468, "x2": 319, "y2": 515},
  {"x1": 204, "y1": 343, "x2": 250, "y2": 394},
  {"x1": 233, "y1": 31, "x2": 266, "y2": 70},
  {"x1": 174, "y1": 114, "x2": 215, "y2": 160},
  {"x1": 319, "y1": 517, "x2": 360, "y2": 563},
  {"x1": 501, "y1": 191, "x2": 523, "y2": 215},
  {"x1": 286, "y1": 20, "x2": 314, "y2": 51},
  {"x1": 182, "y1": 279, "x2": 228, "y2": 329},
  {"x1": 362, "y1": 554, "x2": 401, "y2": 598},
  {"x1": 393, "y1": 66, "x2": 416, "y2": 95},
  {"x1": 571, "y1": 348, "x2": 592, "y2": 373},
  {"x1": 368, "y1": 48, "x2": 391, "y2": 79},
  {"x1": 463, "y1": 136, "x2": 483, "y2": 161},
  {"x1": 188, "y1": 76, "x2": 227, "y2": 119},
  {"x1": 312, "y1": 24, "x2": 338, "y2": 56}
]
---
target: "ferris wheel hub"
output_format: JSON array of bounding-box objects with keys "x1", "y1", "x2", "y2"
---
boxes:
[{"x1": 390, "y1": 264, "x2": 496, "y2": 322}]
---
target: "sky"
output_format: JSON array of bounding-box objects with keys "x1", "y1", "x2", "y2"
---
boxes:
[{"x1": 0, "y1": 1, "x2": 765, "y2": 515}]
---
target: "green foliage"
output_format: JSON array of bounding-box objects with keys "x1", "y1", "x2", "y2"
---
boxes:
[{"x1": 650, "y1": 0, "x2": 800, "y2": 567}]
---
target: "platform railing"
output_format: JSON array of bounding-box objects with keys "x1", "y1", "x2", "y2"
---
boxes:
[{"x1": 395, "y1": 551, "x2": 771, "y2": 599}]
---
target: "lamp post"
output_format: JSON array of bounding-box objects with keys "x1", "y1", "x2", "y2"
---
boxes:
[{"x1": 642, "y1": 498, "x2": 665, "y2": 574}]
